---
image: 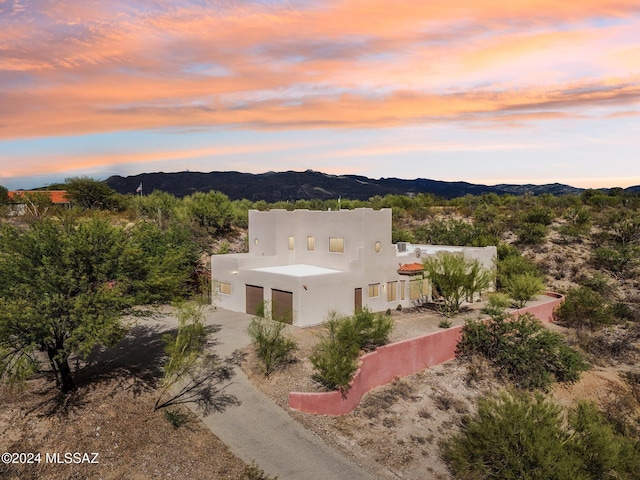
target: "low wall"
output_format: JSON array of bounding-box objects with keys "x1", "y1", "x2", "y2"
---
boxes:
[{"x1": 288, "y1": 292, "x2": 564, "y2": 415}]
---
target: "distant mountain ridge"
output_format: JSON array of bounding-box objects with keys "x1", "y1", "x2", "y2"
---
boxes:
[{"x1": 105, "y1": 170, "x2": 612, "y2": 202}]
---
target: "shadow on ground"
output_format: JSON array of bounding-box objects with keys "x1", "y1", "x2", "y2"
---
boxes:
[{"x1": 31, "y1": 321, "x2": 243, "y2": 417}]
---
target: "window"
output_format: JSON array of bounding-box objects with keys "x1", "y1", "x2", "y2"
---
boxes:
[
  {"x1": 288, "y1": 236, "x2": 295, "y2": 250},
  {"x1": 400, "y1": 280, "x2": 405, "y2": 300},
  {"x1": 387, "y1": 281, "x2": 397, "y2": 302},
  {"x1": 409, "y1": 277, "x2": 429, "y2": 300},
  {"x1": 329, "y1": 237, "x2": 344, "y2": 253},
  {"x1": 219, "y1": 282, "x2": 232, "y2": 295},
  {"x1": 307, "y1": 236, "x2": 315, "y2": 251},
  {"x1": 368, "y1": 283, "x2": 379, "y2": 298},
  {"x1": 374, "y1": 241, "x2": 382, "y2": 253}
]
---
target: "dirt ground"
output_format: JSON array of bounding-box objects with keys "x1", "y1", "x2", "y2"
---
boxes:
[
  {"x1": 0, "y1": 376, "x2": 248, "y2": 480},
  {"x1": 0, "y1": 318, "x2": 249, "y2": 480}
]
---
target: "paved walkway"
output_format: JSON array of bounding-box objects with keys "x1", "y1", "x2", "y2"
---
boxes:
[{"x1": 190, "y1": 307, "x2": 375, "y2": 480}]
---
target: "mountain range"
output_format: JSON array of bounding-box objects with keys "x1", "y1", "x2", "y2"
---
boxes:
[{"x1": 105, "y1": 170, "x2": 638, "y2": 202}]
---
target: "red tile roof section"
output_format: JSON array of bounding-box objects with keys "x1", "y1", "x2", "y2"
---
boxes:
[
  {"x1": 8, "y1": 190, "x2": 70, "y2": 204},
  {"x1": 397, "y1": 262, "x2": 425, "y2": 274}
]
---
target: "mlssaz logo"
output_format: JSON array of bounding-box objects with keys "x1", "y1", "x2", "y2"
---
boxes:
[{"x1": 46, "y1": 452, "x2": 99, "y2": 464}]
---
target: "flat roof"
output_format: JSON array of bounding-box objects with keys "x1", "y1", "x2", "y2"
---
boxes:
[{"x1": 250, "y1": 264, "x2": 343, "y2": 277}]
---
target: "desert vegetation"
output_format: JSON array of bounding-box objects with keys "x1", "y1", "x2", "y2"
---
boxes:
[{"x1": 2, "y1": 177, "x2": 640, "y2": 479}]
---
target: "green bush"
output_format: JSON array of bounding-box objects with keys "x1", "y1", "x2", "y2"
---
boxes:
[
  {"x1": 496, "y1": 250, "x2": 540, "y2": 289},
  {"x1": 482, "y1": 292, "x2": 512, "y2": 316},
  {"x1": 553, "y1": 287, "x2": 617, "y2": 330},
  {"x1": 503, "y1": 273, "x2": 544, "y2": 308},
  {"x1": 594, "y1": 246, "x2": 639, "y2": 277},
  {"x1": 516, "y1": 222, "x2": 549, "y2": 245},
  {"x1": 521, "y1": 206, "x2": 554, "y2": 225},
  {"x1": 310, "y1": 333, "x2": 360, "y2": 392},
  {"x1": 441, "y1": 390, "x2": 640, "y2": 480},
  {"x1": 456, "y1": 312, "x2": 588, "y2": 389},
  {"x1": 423, "y1": 252, "x2": 493, "y2": 318},
  {"x1": 247, "y1": 317, "x2": 297, "y2": 377},
  {"x1": 310, "y1": 309, "x2": 394, "y2": 392}
]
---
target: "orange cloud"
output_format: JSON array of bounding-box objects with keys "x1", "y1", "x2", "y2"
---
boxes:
[{"x1": 1, "y1": 0, "x2": 640, "y2": 141}]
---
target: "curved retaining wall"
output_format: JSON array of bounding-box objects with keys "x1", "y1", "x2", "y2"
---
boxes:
[{"x1": 288, "y1": 292, "x2": 564, "y2": 415}]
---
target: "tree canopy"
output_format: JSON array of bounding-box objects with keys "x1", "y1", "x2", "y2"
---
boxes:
[{"x1": 0, "y1": 214, "x2": 198, "y2": 392}]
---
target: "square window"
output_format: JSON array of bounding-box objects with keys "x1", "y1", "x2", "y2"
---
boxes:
[
  {"x1": 368, "y1": 283, "x2": 379, "y2": 298},
  {"x1": 329, "y1": 237, "x2": 344, "y2": 253},
  {"x1": 219, "y1": 282, "x2": 232, "y2": 295}
]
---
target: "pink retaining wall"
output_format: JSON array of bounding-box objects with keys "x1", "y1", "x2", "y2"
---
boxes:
[{"x1": 288, "y1": 292, "x2": 564, "y2": 415}]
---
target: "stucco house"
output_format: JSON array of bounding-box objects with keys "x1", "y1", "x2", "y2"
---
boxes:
[{"x1": 211, "y1": 208, "x2": 496, "y2": 327}]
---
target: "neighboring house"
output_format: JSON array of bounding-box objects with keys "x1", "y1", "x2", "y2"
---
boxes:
[
  {"x1": 211, "y1": 208, "x2": 496, "y2": 327},
  {"x1": 7, "y1": 190, "x2": 71, "y2": 215}
]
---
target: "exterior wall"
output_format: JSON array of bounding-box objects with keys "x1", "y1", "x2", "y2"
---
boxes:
[
  {"x1": 289, "y1": 292, "x2": 564, "y2": 415},
  {"x1": 212, "y1": 208, "x2": 497, "y2": 326},
  {"x1": 247, "y1": 208, "x2": 393, "y2": 271}
]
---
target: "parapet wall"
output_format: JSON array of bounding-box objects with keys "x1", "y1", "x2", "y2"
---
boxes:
[{"x1": 288, "y1": 292, "x2": 563, "y2": 415}]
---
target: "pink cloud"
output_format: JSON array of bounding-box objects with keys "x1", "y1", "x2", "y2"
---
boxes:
[{"x1": 1, "y1": 0, "x2": 640, "y2": 140}]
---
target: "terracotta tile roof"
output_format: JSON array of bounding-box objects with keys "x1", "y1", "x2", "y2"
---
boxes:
[
  {"x1": 8, "y1": 190, "x2": 70, "y2": 204},
  {"x1": 397, "y1": 262, "x2": 424, "y2": 274}
]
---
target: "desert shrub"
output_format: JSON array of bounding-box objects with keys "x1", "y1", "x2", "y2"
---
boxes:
[
  {"x1": 503, "y1": 273, "x2": 544, "y2": 308},
  {"x1": 361, "y1": 379, "x2": 415, "y2": 418},
  {"x1": 310, "y1": 329, "x2": 359, "y2": 392},
  {"x1": 482, "y1": 292, "x2": 511, "y2": 316},
  {"x1": 594, "y1": 246, "x2": 639, "y2": 277},
  {"x1": 392, "y1": 226, "x2": 415, "y2": 243},
  {"x1": 414, "y1": 218, "x2": 476, "y2": 246},
  {"x1": 456, "y1": 313, "x2": 588, "y2": 390},
  {"x1": 247, "y1": 317, "x2": 297, "y2": 377},
  {"x1": 242, "y1": 461, "x2": 279, "y2": 480},
  {"x1": 521, "y1": 206, "x2": 554, "y2": 226},
  {"x1": 553, "y1": 287, "x2": 617, "y2": 330},
  {"x1": 438, "y1": 319, "x2": 452, "y2": 329},
  {"x1": 564, "y1": 206, "x2": 592, "y2": 228},
  {"x1": 341, "y1": 308, "x2": 395, "y2": 353},
  {"x1": 496, "y1": 250, "x2": 540, "y2": 289},
  {"x1": 574, "y1": 326, "x2": 640, "y2": 362},
  {"x1": 579, "y1": 271, "x2": 614, "y2": 295},
  {"x1": 441, "y1": 390, "x2": 640, "y2": 480},
  {"x1": 423, "y1": 252, "x2": 493, "y2": 317},
  {"x1": 516, "y1": 222, "x2": 549, "y2": 245},
  {"x1": 164, "y1": 409, "x2": 189, "y2": 428},
  {"x1": 569, "y1": 401, "x2": 640, "y2": 479},
  {"x1": 310, "y1": 309, "x2": 394, "y2": 392}
]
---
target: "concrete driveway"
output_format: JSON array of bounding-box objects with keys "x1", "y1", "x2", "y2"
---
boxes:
[{"x1": 192, "y1": 307, "x2": 375, "y2": 480}]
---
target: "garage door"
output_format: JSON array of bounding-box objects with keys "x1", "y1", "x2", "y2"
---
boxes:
[
  {"x1": 272, "y1": 289, "x2": 293, "y2": 324},
  {"x1": 246, "y1": 285, "x2": 264, "y2": 316}
]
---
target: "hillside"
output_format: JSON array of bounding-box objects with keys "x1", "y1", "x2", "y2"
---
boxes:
[{"x1": 105, "y1": 170, "x2": 587, "y2": 201}]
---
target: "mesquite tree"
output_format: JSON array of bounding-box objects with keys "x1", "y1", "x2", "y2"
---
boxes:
[{"x1": 0, "y1": 214, "x2": 197, "y2": 392}]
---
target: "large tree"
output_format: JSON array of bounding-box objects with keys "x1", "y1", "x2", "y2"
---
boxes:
[
  {"x1": 64, "y1": 176, "x2": 119, "y2": 210},
  {"x1": 0, "y1": 214, "x2": 197, "y2": 392}
]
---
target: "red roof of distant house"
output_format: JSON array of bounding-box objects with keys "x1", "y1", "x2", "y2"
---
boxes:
[
  {"x1": 8, "y1": 190, "x2": 70, "y2": 204},
  {"x1": 398, "y1": 262, "x2": 425, "y2": 274}
]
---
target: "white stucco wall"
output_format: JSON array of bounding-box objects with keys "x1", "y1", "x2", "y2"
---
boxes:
[{"x1": 212, "y1": 208, "x2": 497, "y2": 327}]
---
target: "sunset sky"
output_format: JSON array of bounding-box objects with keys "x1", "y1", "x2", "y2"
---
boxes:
[{"x1": 1, "y1": 0, "x2": 640, "y2": 191}]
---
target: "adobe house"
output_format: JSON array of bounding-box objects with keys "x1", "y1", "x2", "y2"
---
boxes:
[{"x1": 211, "y1": 208, "x2": 496, "y2": 327}]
